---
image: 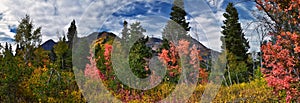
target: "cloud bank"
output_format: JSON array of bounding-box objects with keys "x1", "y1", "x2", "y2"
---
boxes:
[{"x1": 0, "y1": 0, "x2": 258, "y2": 52}]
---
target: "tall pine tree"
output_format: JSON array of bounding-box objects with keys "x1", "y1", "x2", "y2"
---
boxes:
[
  {"x1": 129, "y1": 36, "x2": 152, "y2": 78},
  {"x1": 121, "y1": 20, "x2": 129, "y2": 42},
  {"x1": 221, "y1": 3, "x2": 250, "y2": 85},
  {"x1": 121, "y1": 21, "x2": 146, "y2": 53},
  {"x1": 170, "y1": 0, "x2": 190, "y2": 32},
  {"x1": 67, "y1": 19, "x2": 77, "y2": 49},
  {"x1": 221, "y1": 3, "x2": 249, "y2": 61},
  {"x1": 65, "y1": 20, "x2": 77, "y2": 70},
  {"x1": 122, "y1": 21, "x2": 150, "y2": 78},
  {"x1": 129, "y1": 22, "x2": 146, "y2": 42},
  {"x1": 162, "y1": 0, "x2": 190, "y2": 43}
]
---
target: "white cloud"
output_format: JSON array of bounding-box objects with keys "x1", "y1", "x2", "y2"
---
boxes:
[
  {"x1": 189, "y1": 16, "x2": 223, "y2": 51},
  {"x1": 1, "y1": 0, "x2": 132, "y2": 42},
  {"x1": 78, "y1": 0, "x2": 172, "y2": 39},
  {"x1": 185, "y1": 0, "x2": 224, "y2": 51},
  {"x1": 0, "y1": 0, "x2": 260, "y2": 52}
]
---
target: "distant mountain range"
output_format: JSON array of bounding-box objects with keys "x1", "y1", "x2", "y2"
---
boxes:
[{"x1": 42, "y1": 31, "x2": 219, "y2": 66}]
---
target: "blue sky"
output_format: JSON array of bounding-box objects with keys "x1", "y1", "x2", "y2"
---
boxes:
[{"x1": 0, "y1": 0, "x2": 261, "y2": 52}]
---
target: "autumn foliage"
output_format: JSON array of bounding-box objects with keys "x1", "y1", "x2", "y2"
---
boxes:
[
  {"x1": 257, "y1": 0, "x2": 300, "y2": 102},
  {"x1": 6, "y1": 0, "x2": 299, "y2": 101},
  {"x1": 261, "y1": 32, "x2": 300, "y2": 102},
  {"x1": 158, "y1": 40, "x2": 208, "y2": 84},
  {"x1": 82, "y1": 38, "x2": 209, "y2": 102},
  {"x1": 84, "y1": 50, "x2": 105, "y2": 80}
]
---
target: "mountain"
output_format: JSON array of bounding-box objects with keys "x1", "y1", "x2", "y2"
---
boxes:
[
  {"x1": 83, "y1": 31, "x2": 219, "y2": 60},
  {"x1": 41, "y1": 39, "x2": 57, "y2": 51},
  {"x1": 188, "y1": 36, "x2": 220, "y2": 60},
  {"x1": 146, "y1": 37, "x2": 163, "y2": 52},
  {"x1": 97, "y1": 31, "x2": 118, "y2": 41}
]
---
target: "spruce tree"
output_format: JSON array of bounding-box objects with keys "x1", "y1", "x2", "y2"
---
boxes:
[
  {"x1": 3, "y1": 43, "x2": 13, "y2": 58},
  {"x1": 162, "y1": 0, "x2": 190, "y2": 42},
  {"x1": 67, "y1": 19, "x2": 77, "y2": 49},
  {"x1": 170, "y1": 0, "x2": 190, "y2": 32},
  {"x1": 66, "y1": 20, "x2": 77, "y2": 70},
  {"x1": 121, "y1": 20, "x2": 129, "y2": 42},
  {"x1": 221, "y1": 3, "x2": 249, "y2": 61},
  {"x1": 221, "y1": 3, "x2": 250, "y2": 85},
  {"x1": 121, "y1": 21, "x2": 146, "y2": 53},
  {"x1": 120, "y1": 20, "x2": 130, "y2": 53},
  {"x1": 15, "y1": 44, "x2": 21, "y2": 57},
  {"x1": 126, "y1": 22, "x2": 151, "y2": 78},
  {"x1": 129, "y1": 22, "x2": 146, "y2": 42},
  {"x1": 129, "y1": 37, "x2": 152, "y2": 78}
]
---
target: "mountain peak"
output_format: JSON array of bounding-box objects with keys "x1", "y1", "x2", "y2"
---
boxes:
[{"x1": 41, "y1": 39, "x2": 57, "y2": 51}]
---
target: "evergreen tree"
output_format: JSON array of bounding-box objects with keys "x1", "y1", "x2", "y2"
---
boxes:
[
  {"x1": 121, "y1": 21, "x2": 146, "y2": 53},
  {"x1": 0, "y1": 43, "x2": 23, "y2": 102},
  {"x1": 66, "y1": 20, "x2": 77, "y2": 70},
  {"x1": 121, "y1": 20, "x2": 129, "y2": 42},
  {"x1": 221, "y1": 3, "x2": 249, "y2": 61},
  {"x1": 162, "y1": 0, "x2": 190, "y2": 42},
  {"x1": 3, "y1": 43, "x2": 13, "y2": 57},
  {"x1": 15, "y1": 44, "x2": 21, "y2": 57},
  {"x1": 221, "y1": 3, "x2": 250, "y2": 85},
  {"x1": 129, "y1": 37, "x2": 152, "y2": 78},
  {"x1": 129, "y1": 22, "x2": 146, "y2": 42},
  {"x1": 124, "y1": 22, "x2": 150, "y2": 78},
  {"x1": 120, "y1": 21, "x2": 146, "y2": 43},
  {"x1": 14, "y1": 15, "x2": 42, "y2": 64},
  {"x1": 67, "y1": 19, "x2": 77, "y2": 48},
  {"x1": 170, "y1": 0, "x2": 190, "y2": 32}
]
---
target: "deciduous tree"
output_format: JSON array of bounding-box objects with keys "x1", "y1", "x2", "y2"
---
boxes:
[
  {"x1": 53, "y1": 36, "x2": 69, "y2": 70},
  {"x1": 257, "y1": 0, "x2": 300, "y2": 102}
]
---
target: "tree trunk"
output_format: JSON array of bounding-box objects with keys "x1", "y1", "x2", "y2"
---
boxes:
[
  {"x1": 227, "y1": 65, "x2": 232, "y2": 86},
  {"x1": 236, "y1": 73, "x2": 239, "y2": 84},
  {"x1": 223, "y1": 75, "x2": 228, "y2": 87}
]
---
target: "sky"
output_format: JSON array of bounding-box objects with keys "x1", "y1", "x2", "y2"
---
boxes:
[{"x1": 0, "y1": 0, "x2": 261, "y2": 52}]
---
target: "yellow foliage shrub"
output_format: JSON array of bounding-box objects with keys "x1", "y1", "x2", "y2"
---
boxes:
[
  {"x1": 212, "y1": 78, "x2": 280, "y2": 102},
  {"x1": 81, "y1": 78, "x2": 277, "y2": 102}
]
